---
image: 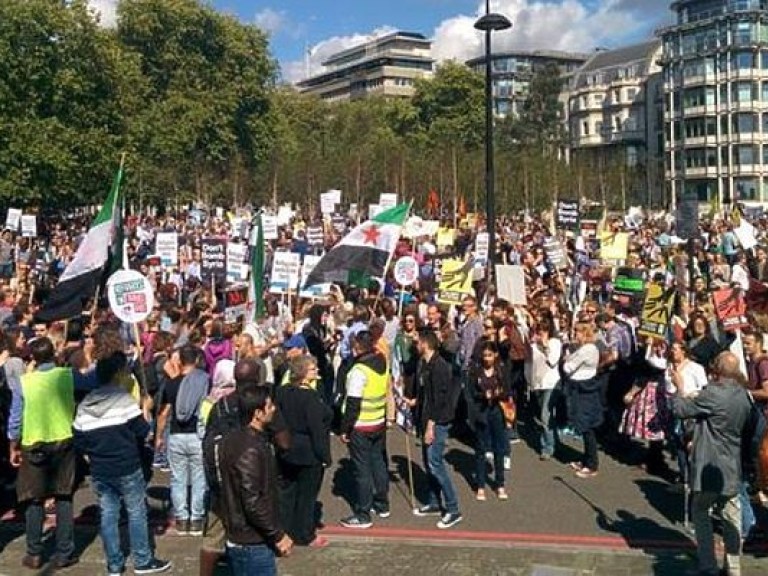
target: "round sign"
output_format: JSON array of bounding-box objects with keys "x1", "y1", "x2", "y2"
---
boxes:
[
  {"x1": 393, "y1": 256, "x2": 419, "y2": 286},
  {"x1": 106, "y1": 269, "x2": 155, "y2": 324}
]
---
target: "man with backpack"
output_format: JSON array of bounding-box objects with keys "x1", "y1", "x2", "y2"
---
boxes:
[{"x1": 155, "y1": 345, "x2": 210, "y2": 537}]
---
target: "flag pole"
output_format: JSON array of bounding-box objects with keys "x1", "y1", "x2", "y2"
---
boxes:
[{"x1": 372, "y1": 200, "x2": 413, "y2": 311}]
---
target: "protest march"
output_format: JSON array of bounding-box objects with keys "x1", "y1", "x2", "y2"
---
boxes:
[{"x1": 2, "y1": 165, "x2": 768, "y2": 576}]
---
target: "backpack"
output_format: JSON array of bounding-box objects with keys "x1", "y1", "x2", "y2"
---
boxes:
[{"x1": 202, "y1": 394, "x2": 243, "y2": 492}]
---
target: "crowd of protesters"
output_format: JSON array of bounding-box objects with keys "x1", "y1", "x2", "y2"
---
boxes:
[{"x1": 1, "y1": 203, "x2": 768, "y2": 576}]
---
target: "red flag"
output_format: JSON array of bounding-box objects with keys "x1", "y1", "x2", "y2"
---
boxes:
[{"x1": 427, "y1": 189, "x2": 440, "y2": 215}]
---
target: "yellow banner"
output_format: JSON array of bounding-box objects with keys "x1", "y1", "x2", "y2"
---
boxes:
[
  {"x1": 438, "y1": 259, "x2": 474, "y2": 305},
  {"x1": 436, "y1": 228, "x2": 455, "y2": 247},
  {"x1": 600, "y1": 231, "x2": 628, "y2": 261},
  {"x1": 638, "y1": 282, "x2": 675, "y2": 339}
]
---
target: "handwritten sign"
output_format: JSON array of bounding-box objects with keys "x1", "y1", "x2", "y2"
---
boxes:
[
  {"x1": 269, "y1": 251, "x2": 301, "y2": 294},
  {"x1": 201, "y1": 238, "x2": 227, "y2": 285}
]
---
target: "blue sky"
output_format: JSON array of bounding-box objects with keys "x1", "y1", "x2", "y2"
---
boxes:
[{"x1": 90, "y1": 1, "x2": 675, "y2": 82}]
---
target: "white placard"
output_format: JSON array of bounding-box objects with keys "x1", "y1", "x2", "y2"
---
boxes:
[
  {"x1": 495, "y1": 265, "x2": 526, "y2": 306},
  {"x1": 379, "y1": 193, "x2": 397, "y2": 210},
  {"x1": 300, "y1": 254, "x2": 331, "y2": 297},
  {"x1": 277, "y1": 205, "x2": 294, "y2": 226},
  {"x1": 261, "y1": 215, "x2": 278, "y2": 240},
  {"x1": 327, "y1": 189, "x2": 342, "y2": 204},
  {"x1": 394, "y1": 256, "x2": 419, "y2": 286},
  {"x1": 215, "y1": 207, "x2": 224, "y2": 219},
  {"x1": 20, "y1": 215, "x2": 37, "y2": 238},
  {"x1": 107, "y1": 269, "x2": 155, "y2": 324},
  {"x1": 474, "y1": 232, "x2": 489, "y2": 266},
  {"x1": 269, "y1": 251, "x2": 301, "y2": 294},
  {"x1": 735, "y1": 219, "x2": 758, "y2": 251},
  {"x1": 155, "y1": 232, "x2": 178, "y2": 266},
  {"x1": 5, "y1": 208, "x2": 21, "y2": 231},
  {"x1": 368, "y1": 204, "x2": 383, "y2": 219},
  {"x1": 226, "y1": 242, "x2": 249, "y2": 283},
  {"x1": 320, "y1": 192, "x2": 336, "y2": 215}
]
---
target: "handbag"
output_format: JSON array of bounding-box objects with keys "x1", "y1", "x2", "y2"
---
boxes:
[{"x1": 499, "y1": 397, "x2": 516, "y2": 426}]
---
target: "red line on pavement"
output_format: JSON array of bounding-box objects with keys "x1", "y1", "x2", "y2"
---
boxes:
[{"x1": 320, "y1": 525, "x2": 696, "y2": 551}]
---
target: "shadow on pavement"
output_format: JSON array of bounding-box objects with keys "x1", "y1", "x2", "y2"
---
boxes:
[
  {"x1": 330, "y1": 457, "x2": 356, "y2": 511},
  {"x1": 634, "y1": 478, "x2": 685, "y2": 526},
  {"x1": 445, "y1": 448, "x2": 476, "y2": 491}
]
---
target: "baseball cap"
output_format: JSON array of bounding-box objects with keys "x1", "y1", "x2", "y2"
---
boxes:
[{"x1": 282, "y1": 334, "x2": 307, "y2": 351}]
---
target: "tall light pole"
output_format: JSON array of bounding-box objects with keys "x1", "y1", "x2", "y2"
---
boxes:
[{"x1": 475, "y1": 1, "x2": 511, "y2": 282}]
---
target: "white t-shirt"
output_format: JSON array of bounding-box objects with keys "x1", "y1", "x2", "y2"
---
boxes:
[
  {"x1": 528, "y1": 338, "x2": 562, "y2": 391},
  {"x1": 666, "y1": 360, "x2": 708, "y2": 396},
  {"x1": 563, "y1": 343, "x2": 599, "y2": 381}
]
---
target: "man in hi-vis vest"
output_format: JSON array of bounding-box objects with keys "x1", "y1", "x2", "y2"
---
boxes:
[
  {"x1": 7, "y1": 336, "x2": 95, "y2": 570},
  {"x1": 338, "y1": 330, "x2": 390, "y2": 529}
]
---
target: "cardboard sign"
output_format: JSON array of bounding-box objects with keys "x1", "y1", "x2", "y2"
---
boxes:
[
  {"x1": 437, "y1": 259, "x2": 474, "y2": 305},
  {"x1": 495, "y1": 265, "x2": 527, "y2": 306},
  {"x1": 261, "y1": 215, "x2": 278, "y2": 240},
  {"x1": 226, "y1": 242, "x2": 249, "y2": 283},
  {"x1": 320, "y1": 192, "x2": 337, "y2": 215},
  {"x1": 269, "y1": 251, "x2": 301, "y2": 294},
  {"x1": 224, "y1": 285, "x2": 249, "y2": 324},
  {"x1": 600, "y1": 232, "x2": 628, "y2": 261},
  {"x1": 713, "y1": 288, "x2": 749, "y2": 331},
  {"x1": 543, "y1": 237, "x2": 568, "y2": 269},
  {"x1": 155, "y1": 232, "x2": 178, "y2": 266},
  {"x1": 20, "y1": 215, "x2": 37, "y2": 238},
  {"x1": 201, "y1": 238, "x2": 227, "y2": 285},
  {"x1": 436, "y1": 228, "x2": 455, "y2": 248},
  {"x1": 556, "y1": 199, "x2": 579, "y2": 229},
  {"x1": 299, "y1": 254, "x2": 331, "y2": 298},
  {"x1": 394, "y1": 256, "x2": 419, "y2": 286},
  {"x1": 107, "y1": 269, "x2": 155, "y2": 324},
  {"x1": 638, "y1": 282, "x2": 676, "y2": 339},
  {"x1": 306, "y1": 226, "x2": 324, "y2": 246},
  {"x1": 5, "y1": 208, "x2": 21, "y2": 231},
  {"x1": 379, "y1": 193, "x2": 398, "y2": 210}
]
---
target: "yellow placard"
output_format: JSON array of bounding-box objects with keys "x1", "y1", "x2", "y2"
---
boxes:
[
  {"x1": 600, "y1": 232, "x2": 628, "y2": 261},
  {"x1": 438, "y1": 259, "x2": 474, "y2": 305},
  {"x1": 437, "y1": 228, "x2": 455, "y2": 247},
  {"x1": 638, "y1": 282, "x2": 675, "y2": 339}
]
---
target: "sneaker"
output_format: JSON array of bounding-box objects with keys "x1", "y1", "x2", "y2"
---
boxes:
[
  {"x1": 568, "y1": 461, "x2": 583, "y2": 471},
  {"x1": 575, "y1": 467, "x2": 598, "y2": 479},
  {"x1": 340, "y1": 515, "x2": 372, "y2": 529},
  {"x1": 413, "y1": 504, "x2": 442, "y2": 517},
  {"x1": 503, "y1": 456, "x2": 511, "y2": 470},
  {"x1": 134, "y1": 559, "x2": 173, "y2": 574},
  {"x1": 108, "y1": 571, "x2": 124, "y2": 576},
  {"x1": 189, "y1": 519, "x2": 204, "y2": 536},
  {"x1": 436, "y1": 512, "x2": 463, "y2": 529},
  {"x1": 173, "y1": 519, "x2": 190, "y2": 536},
  {"x1": 539, "y1": 453, "x2": 552, "y2": 461},
  {"x1": 497, "y1": 487, "x2": 509, "y2": 501},
  {"x1": 370, "y1": 507, "x2": 391, "y2": 519},
  {"x1": 475, "y1": 489, "x2": 487, "y2": 501}
]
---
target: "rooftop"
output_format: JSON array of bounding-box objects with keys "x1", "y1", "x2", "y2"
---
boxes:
[{"x1": 322, "y1": 31, "x2": 430, "y2": 67}]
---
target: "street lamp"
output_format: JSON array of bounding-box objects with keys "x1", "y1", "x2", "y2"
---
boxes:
[{"x1": 475, "y1": 2, "x2": 511, "y2": 283}]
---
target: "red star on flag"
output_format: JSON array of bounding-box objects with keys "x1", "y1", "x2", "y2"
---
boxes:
[{"x1": 362, "y1": 225, "x2": 381, "y2": 245}]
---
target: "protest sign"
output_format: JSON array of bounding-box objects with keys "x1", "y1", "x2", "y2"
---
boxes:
[
  {"x1": 436, "y1": 228, "x2": 455, "y2": 248},
  {"x1": 556, "y1": 199, "x2": 579, "y2": 229},
  {"x1": 224, "y1": 285, "x2": 249, "y2": 324},
  {"x1": 327, "y1": 189, "x2": 342, "y2": 204},
  {"x1": 713, "y1": 288, "x2": 749, "y2": 331},
  {"x1": 20, "y1": 215, "x2": 37, "y2": 237},
  {"x1": 495, "y1": 265, "x2": 526, "y2": 306},
  {"x1": 107, "y1": 269, "x2": 154, "y2": 324},
  {"x1": 404, "y1": 217, "x2": 439, "y2": 239},
  {"x1": 226, "y1": 242, "x2": 249, "y2": 283},
  {"x1": 437, "y1": 259, "x2": 474, "y2": 305},
  {"x1": 348, "y1": 203, "x2": 358, "y2": 219},
  {"x1": 261, "y1": 215, "x2": 278, "y2": 240},
  {"x1": 201, "y1": 238, "x2": 227, "y2": 285},
  {"x1": 155, "y1": 232, "x2": 178, "y2": 266},
  {"x1": 368, "y1": 204, "x2": 383, "y2": 219},
  {"x1": 5, "y1": 208, "x2": 21, "y2": 231},
  {"x1": 614, "y1": 267, "x2": 645, "y2": 297},
  {"x1": 600, "y1": 231, "x2": 628, "y2": 261},
  {"x1": 299, "y1": 255, "x2": 331, "y2": 298},
  {"x1": 276, "y1": 205, "x2": 293, "y2": 226},
  {"x1": 306, "y1": 226, "x2": 324, "y2": 246},
  {"x1": 320, "y1": 192, "x2": 336, "y2": 215},
  {"x1": 734, "y1": 219, "x2": 758, "y2": 251},
  {"x1": 331, "y1": 215, "x2": 347, "y2": 234},
  {"x1": 474, "y1": 232, "x2": 489, "y2": 266},
  {"x1": 543, "y1": 237, "x2": 568, "y2": 269},
  {"x1": 638, "y1": 282, "x2": 676, "y2": 339},
  {"x1": 379, "y1": 193, "x2": 397, "y2": 210},
  {"x1": 394, "y1": 256, "x2": 419, "y2": 286},
  {"x1": 269, "y1": 251, "x2": 301, "y2": 294},
  {"x1": 676, "y1": 191, "x2": 699, "y2": 239}
]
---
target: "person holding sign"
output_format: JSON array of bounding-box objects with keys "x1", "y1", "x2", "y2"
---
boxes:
[{"x1": 562, "y1": 322, "x2": 602, "y2": 479}]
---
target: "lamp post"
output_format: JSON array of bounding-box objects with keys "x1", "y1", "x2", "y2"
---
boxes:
[{"x1": 475, "y1": 1, "x2": 511, "y2": 282}]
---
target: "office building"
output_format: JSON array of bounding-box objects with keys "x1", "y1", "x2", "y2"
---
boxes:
[{"x1": 296, "y1": 31, "x2": 433, "y2": 102}]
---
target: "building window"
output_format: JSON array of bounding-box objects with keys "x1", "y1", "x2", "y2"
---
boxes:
[
  {"x1": 733, "y1": 113, "x2": 758, "y2": 133},
  {"x1": 732, "y1": 81, "x2": 756, "y2": 103},
  {"x1": 594, "y1": 94, "x2": 604, "y2": 105},
  {"x1": 735, "y1": 144, "x2": 758, "y2": 165},
  {"x1": 615, "y1": 116, "x2": 622, "y2": 132},
  {"x1": 582, "y1": 121, "x2": 590, "y2": 136},
  {"x1": 613, "y1": 89, "x2": 620, "y2": 103}
]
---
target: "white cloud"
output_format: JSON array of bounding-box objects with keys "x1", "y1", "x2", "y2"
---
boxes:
[
  {"x1": 87, "y1": 0, "x2": 118, "y2": 28},
  {"x1": 282, "y1": 0, "x2": 673, "y2": 83},
  {"x1": 255, "y1": 8, "x2": 287, "y2": 36}
]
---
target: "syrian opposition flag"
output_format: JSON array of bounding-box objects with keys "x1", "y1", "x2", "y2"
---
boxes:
[
  {"x1": 304, "y1": 203, "x2": 410, "y2": 287},
  {"x1": 37, "y1": 163, "x2": 123, "y2": 322}
]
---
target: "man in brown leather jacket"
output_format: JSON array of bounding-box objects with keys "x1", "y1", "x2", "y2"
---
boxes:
[{"x1": 218, "y1": 386, "x2": 292, "y2": 575}]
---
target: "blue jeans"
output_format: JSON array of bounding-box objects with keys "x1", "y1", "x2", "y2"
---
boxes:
[
  {"x1": 92, "y1": 469, "x2": 153, "y2": 573},
  {"x1": 168, "y1": 433, "x2": 207, "y2": 522},
  {"x1": 533, "y1": 388, "x2": 558, "y2": 457},
  {"x1": 475, "y1": 407, "x2": 507, "y2": 489},
  {"x1": 227, "y1": 542, "x2": 276, "y2": 576},
  {"x1": 422, "y1": 423, "x2": 459, "y2": 515}
]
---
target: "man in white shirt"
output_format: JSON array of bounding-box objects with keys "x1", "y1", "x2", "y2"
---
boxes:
[{"x1": 528, "y1": 323, "x2": 562, "y2": 460}]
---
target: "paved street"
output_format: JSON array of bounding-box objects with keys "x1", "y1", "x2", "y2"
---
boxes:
[{"x1": 0, "y1": 423, "x2": 766, "y2": 575}]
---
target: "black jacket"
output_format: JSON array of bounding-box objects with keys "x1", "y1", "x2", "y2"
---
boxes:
[
  {"x1": 219, "y1": 427, "x2": 284, "y2": 547},
  {"x1": 417, "y1": 352, "x2": 459, "y2": 428},
  {"x1": 275, "y1": 385, "x2": 332, "y2": 466}
]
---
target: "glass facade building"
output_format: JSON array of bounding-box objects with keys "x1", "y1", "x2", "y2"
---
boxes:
[{"x1": 660, "y1": 0, "x2": 768, "y2": 202}]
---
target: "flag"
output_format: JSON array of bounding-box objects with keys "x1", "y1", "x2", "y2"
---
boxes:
[
  {"x1": 248, "y1": 213, "x2": 265, "y2": 320},
  {"x1": 37, "y1": 162, "x2": 124, "y2": 322},
  {"x1": 304, "y1": 203, "x2": 410, "y2": 287}
]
